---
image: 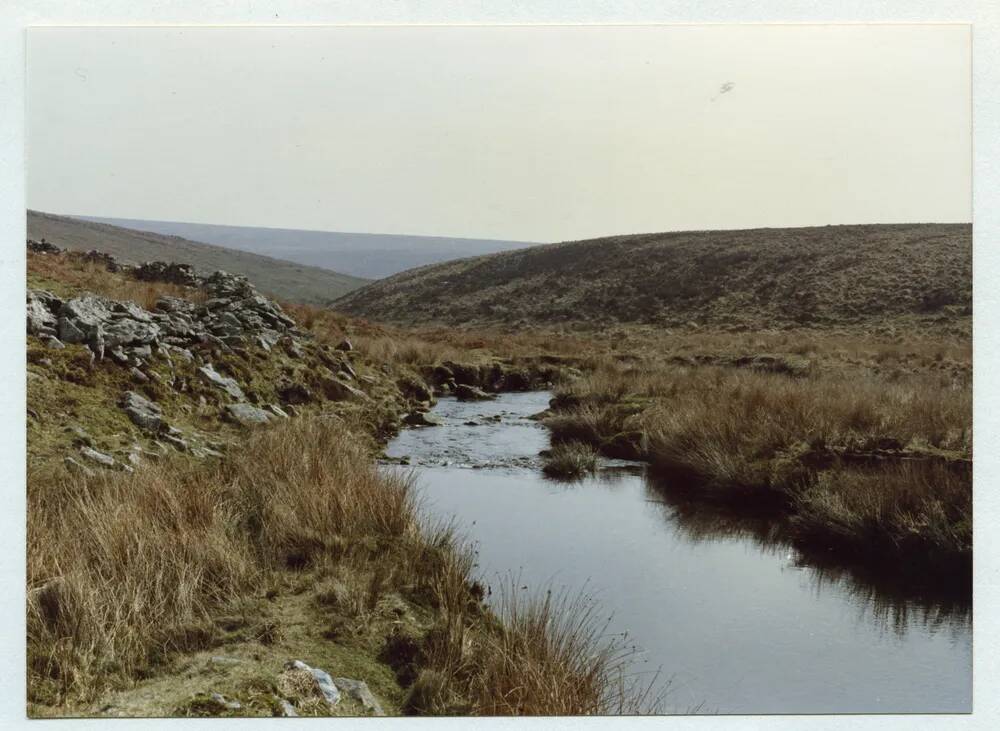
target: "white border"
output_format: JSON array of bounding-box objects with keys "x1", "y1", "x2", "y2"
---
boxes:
[{"x1": 2, "y1": 2, "x2": 997, "y2": 730}]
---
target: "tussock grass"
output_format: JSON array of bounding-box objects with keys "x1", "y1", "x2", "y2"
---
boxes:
[
  {"x1": 791, "y1": 462, "x2": 972, "y2": 565},
  {"x1": 27, "y1": 416, "x2": 644, "y2": 714},
  {"x1": 547, "y1": 359, "x2": 972, "y2": 573},
  {"x1": 542, "y1": 442, "x2": 600, "y2": 479},
  {"x1": 464, "y1": 585, "x2": 658, "y2": 715}
]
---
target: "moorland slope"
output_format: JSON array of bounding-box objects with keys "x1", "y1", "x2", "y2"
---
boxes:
[
  {"x1": 28, "y1": 211, "x2": 369, "y2": 305},
  {"x1": 333, "y1": 223, "x2": 972, "y2": 330},
  {"x1": 77, "y1": 215, "x2": 537, "y2": 279}
]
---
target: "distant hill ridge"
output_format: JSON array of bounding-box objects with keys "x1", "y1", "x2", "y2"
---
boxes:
[
  {"x1": 75, "y1": 215, "x2": 538, "y2": 279},
  {"x1": 332, "y1": 223, "x2": 972, "y2": 330},
  {"x1": 27, "y1": 210, "x2": 369, "y2": 306}
]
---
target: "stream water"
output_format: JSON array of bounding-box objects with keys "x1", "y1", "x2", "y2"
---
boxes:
[{"x1": 383, "y1": 392, "x2": 971, "y2": 714}]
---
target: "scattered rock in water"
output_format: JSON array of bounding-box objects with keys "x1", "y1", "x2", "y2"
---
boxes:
[
  {"x1": 198, "y1": 364, "x2": 246, "y2": 400},
  {"x1": 333, "y1": 677, "x2": 385, "y2": 716},
  {"x1": 381, "y1": 454, "x2": 411, "y2": 465},
  {"x1": 403, "y1": 411, "x2": 442, "y2": 427},
  {"x1": 454, "y1": 384, "x2": 496, "y2": 401},
  {"x1": 225, "y1": 403, "x2": 273, "y2": 426}
]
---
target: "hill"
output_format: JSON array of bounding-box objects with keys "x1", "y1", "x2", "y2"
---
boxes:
[
  {"x1": 27, "y1": 210, "x2": 369, "y2": 305},
  {"x1": 74, "y1": 215, "x2": 538, "y2": 279},
  {"x1": 332, "y1": 223, "x2": 972, "y2": 330}
]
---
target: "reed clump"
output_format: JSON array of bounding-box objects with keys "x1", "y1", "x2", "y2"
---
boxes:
[{"x1": 542, "y1": 442, "x2": 600, "y2": 479}]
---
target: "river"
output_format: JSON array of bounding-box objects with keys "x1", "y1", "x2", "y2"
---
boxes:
[{"x1": 383, "y1": 391, "x2": 971, "y2": 714}]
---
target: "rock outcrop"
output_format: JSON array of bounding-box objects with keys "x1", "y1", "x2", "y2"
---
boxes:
[{"x1": 26, "y1": 258, "x2": 349, "y2": 472}]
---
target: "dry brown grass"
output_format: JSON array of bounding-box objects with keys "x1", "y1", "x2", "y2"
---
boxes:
[
  {"x1": 546, "y1": 356, "x2": 972, "y2": 572},
  {"x1": 464, "y1": 585, "x2": 656, "y2": 715},
  {"x1": 792, "y1": 462, "x2": 971, "y2": 564},
  {"x1": 27, "y1": 415, "x2": 644, "y2": 715},
  {"x1": 28, "y1": 251, "x2": 205, "y2": 309}
]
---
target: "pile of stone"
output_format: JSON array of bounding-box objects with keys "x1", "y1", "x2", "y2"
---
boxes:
[
  {"x1": 134, "y1": 260, "x2": 201, "y2": 287},
  {"x1": 27, "y1": 237, "x2": 203, "y2": 287},
  {"x1": 27, "y1": 269, "x2": 300, "y2": 363},
  {"x1": 277, "y1": 660, "x2": 385, "y2": 716},
  {"x1": 27, "y1": 238, "x2": 61, "y2": 254},
  {"x1": 26, "y1": 264, "x2": 357, "y2": 470}
]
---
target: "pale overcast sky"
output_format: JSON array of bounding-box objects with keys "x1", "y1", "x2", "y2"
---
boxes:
[{"x1": 27, "y1": 24, "x2": 970, "y2": 242}]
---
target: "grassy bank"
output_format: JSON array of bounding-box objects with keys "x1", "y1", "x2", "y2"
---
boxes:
[
  {"x1": 26, "y1": 248, "x2": 650, "y2": 716},
  {"x1": 543, "y1": 351, "x2": 971, "y2": 584},
  {"x1": 28, "y1": 415, "x2": 647, "y2": 715}
]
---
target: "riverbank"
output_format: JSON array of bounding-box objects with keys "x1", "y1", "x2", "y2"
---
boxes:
[
  {"x1": 29, "y1": 413, "x2": 649, "y2": 716},
  {"x1": 382, "y1": 390, "x2": 970, "y2": 712},
  {"x1": 25, "y1": 247, "x2": 640, "y2": 717},
  {"x1": 539, "y1": 339, "x2": 971, "y2": 591}
]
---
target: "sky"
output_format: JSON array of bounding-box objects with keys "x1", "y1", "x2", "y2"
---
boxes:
[{"x1": 27, "y1": 24, "x2": 971, "y2": 242}]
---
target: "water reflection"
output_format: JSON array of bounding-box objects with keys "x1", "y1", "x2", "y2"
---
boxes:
[
  {"x1": 642, "y1": 476, "x2": 972, "y2": 638},
  {"x1": 388, "y1": 392, "x2": 971, "y2": 712}
]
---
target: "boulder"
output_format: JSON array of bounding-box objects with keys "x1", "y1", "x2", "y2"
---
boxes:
[
  {"x1": 320, "y1": 375, "x2": 367, "y2": 402},
  {"x1": 27, "y1": 290, "x2": 59, "y2": 335},
  {"x1": 225, "y1": 403, "x2": 272, "y2": 426},
  {"x1": 58, "y1": 296, "x2": 113, "y2": 342},
  {"x1": 332, "y1": 677, "x2": 385, "y2": 716},
  {"x1": 335, "y1": 338, "x2": 353, "y2": 352},
  {"x1": 103, "y1": 318, "x2": 160, "y2": 349},
  {"x1": 197, "y1": 364, "x2": 246, "y2": 400},
  {"x1": 403, "y1": 411, "x2": 442, "y2": 427},
  {"x1": 79, "y1": 446, "x2": 116, "y2": 468},
  {"x1": 282, "y1": 660, "x2": 341, "y2": 708},
  {"x1": 454, "y1": 384, "x2": 496, "y2": 401},
  {"x1": 122, "y1": 391, "x2": 164, "y2": 432}
]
